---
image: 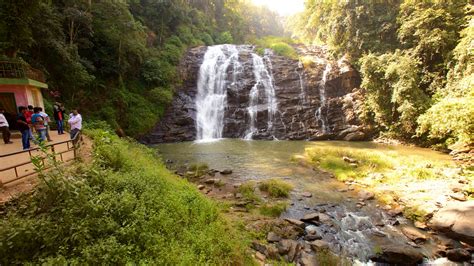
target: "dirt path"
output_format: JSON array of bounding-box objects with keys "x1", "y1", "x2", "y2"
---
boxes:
[{"x1": 0, "y1": 133, "x2": 93, "y2": 204}]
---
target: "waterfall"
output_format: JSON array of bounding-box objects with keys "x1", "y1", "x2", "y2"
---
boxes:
[
  {"x1": 316, "y1": 62, "x2": 331, "y2": 133},
  {"x1": 195, "y1": 45, "x2": 240, "y2": 141},
  {"x1": 245, "y1": 50, "x2": 278, "y2": 140},
  {"x1": 296, "y1": 60, "x2": 307, "y2": 106}
]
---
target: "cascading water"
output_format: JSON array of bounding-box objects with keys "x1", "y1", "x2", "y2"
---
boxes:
[
  {"x1": 196, "y1": 45, "x2": 240, "y2": 141},
  {"x1": 245, "y1": 50, "x2": 278, "y2": 140},
  {"x1": 296, "y1": 60, "x2": 307, "y2": 106},
  {"x1": 316, "y1": 62, "x2": 332, "y2": 133}
]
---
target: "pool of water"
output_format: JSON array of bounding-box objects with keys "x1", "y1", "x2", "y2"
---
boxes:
[{"x1": 155, "y1": 139, "x2": 453, "y2": 261}]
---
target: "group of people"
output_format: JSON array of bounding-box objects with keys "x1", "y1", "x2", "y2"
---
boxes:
[{"x1": 0, "y1": 104, "x2": 82, "y2": 150}]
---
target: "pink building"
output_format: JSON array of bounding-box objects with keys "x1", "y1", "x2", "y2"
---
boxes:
[{"x1": 0, "y1": 61, "x2": 48, "y2": 128}]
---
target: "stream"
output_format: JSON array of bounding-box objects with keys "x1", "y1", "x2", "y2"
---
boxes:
[{"x1": 156, "y1": 139, "x2": 458, "y2": 264}]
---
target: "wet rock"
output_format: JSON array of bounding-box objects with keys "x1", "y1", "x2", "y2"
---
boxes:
[
  {"x1": 284, "y1": 218, "x2": 305, "y2": 228},
  {"x1": 267, "y1": 232, "x2": 281, "y2": 243},
  {"x1": 302, "y1": 192, "x2": 313, "y2": 198},
  {"x1": 220, "y1": 169, "x2": 233, "y2": 175},
  {"x1": 204, "y1": 178, "x2": 220, "y2": 184},
  {"x1": 401, "y1": 226, "x2": 427, "y2": 244},
  {"x1": 430, "y1": 201, "x2": 474, "y2": 245},
  {"x1": 446, "y1": 248, "x2": 471, "y2": 262},
  {"x1": 370, "y1": 244, "x2": 424, "y2": 265},
  {"x1": 304, "y1": 234, "x2": 322, "y2": 241},
  {"x1": 358, "y1": 190, "x2": 375, "y2": 201},
  {"x1": 318, "y1": 213, "x2": 332, "y2": 224}
]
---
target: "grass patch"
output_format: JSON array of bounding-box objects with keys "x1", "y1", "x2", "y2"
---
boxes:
[
  {"x1": 403, "y1": 205, "x2": 429, "y2": 222},
  {"x1": 0, "y1": 129, "x2": 248, "y2": 264},
  {"x1": 187, "y1": 162, "x2": 209, "y2": 177},
  {"x1": 253, "y1": 36, "x2": 298, "y2": 59},
  {"x1": 258, "y1": 179, "x2": 293, "y2": 198},
  {"x1": 259, "y1": 202, "x2": 288, "y2": 217},
  {"x1": 238, "y1": 181, "x2": 261, "y2": 202}
]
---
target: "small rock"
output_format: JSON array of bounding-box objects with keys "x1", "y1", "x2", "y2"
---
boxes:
[
  {"x1": 301, "y1": 213, "x2": 319, "y2": 222},
  {"x1": 304, "y1": 206, "x2": 311, "y2": 210},
  {"x1": 450, "y1": 193, "x2": 467, "y2": 201},
  {"x1": 343, "y1": 156, "x2": 358, "y2": 164},
  {"x1": 358, "y1": 191, "x2": 375, "y2": 201},
  {"x1": 255, "y1": 251, "x2": 266, "y2": 261},
  {"x1": 310, "y1": 240, "x2": 329, "y2": 250},
  {"x1": 204, "y1": 178, "x2": 220, "y2": 184},
  {"x1": 265, "y1": 244, "x2": 280, "y2": 260},
  {"x1": 302, "y1": 192, "x2": 312, "y2": 198},
  {"x1": 349, "y1": 163, "x2": 358, "y2": 168},
  {"x1": 446, "y1": 248, "x2": 471, "y2": 262},
  {"x1": 387, "y1": 208, "x2": 403, "y2": 217},
  {"x1": 337, "y1": 188, "x2": 348, "y2": 192},
  {"x1": 252, "y1": 241, "x2": 268, "y2": 254},
  {"x1": 370, "y1": 244, "x2": 423, "y2": 264},
  {"x1": 267, "y1": 232, "x2": 281, "y2": 243},
  {"x1": 233, "y1": 183, "x2": 241, "y2": 188},
  {"x1": 304, "y1": 234, "x2": 322, "y2": 241},
  {"x1": 401, "y1": 226, "x2": 427, "y2": 244},
  {"x1": 284, "y1": 218, "x2": 305, "y2": 228},
  {"x1": 197, "y1": 185, "x2": 205, "y2": 190},
  {"x1": 235, "y1": 193, "x2": 242, "y2": 199},
  {"x1": 372, "y1": 230, "x2": 387, "y2": 237},
  {"x1": 414, "y1": 221, "x2": 427, "y2": 230},
  {"x1": 277, "y1": 239, "x2": 293, "y2": 255},
  {"x1": 220, "y1": 169, "x2": 233, "y2": 175}
]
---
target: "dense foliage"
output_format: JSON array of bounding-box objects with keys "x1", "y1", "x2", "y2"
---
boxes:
[
  {"x1": 0, "y1": 129, "x2": 247, "y2": 264},
  {"x1": 0, "y1": 0, "x2": 284, "y2": 137},
  {"x1": 294, "y1": 0, "x2": 473, "y2": 149}
]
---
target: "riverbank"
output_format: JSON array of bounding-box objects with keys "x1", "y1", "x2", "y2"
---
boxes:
[
  {"x1": 302, "y1": 141, "x2": 474, "y2": 247},
  {"x1": 0, "y1": 130, "x2": 250, "y2": 264}
]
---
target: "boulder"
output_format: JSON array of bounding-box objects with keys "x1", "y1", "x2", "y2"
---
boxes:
[
  {"x1": 284, "y1": 218, "x2": 305, "y2": 228},
  {"x1": 310, "y1": 240, "x2": 329, "y2": 250},
  {"x1": 343, "y1": 131, "x2": 365, "y2": 141},
  {"x1": 204, "y1": 178, "x2": 220, "y2": 184},
  {"x1": 302, "y1": 192, "x2": 312, "y2": 198},
  {"x1": 299, "y1": 252, "x2": 317, "y2": 266},
  {"x1": 370, "y1": 244, "x2": 424, "y2": 265},
  {"x1": 430, "y1": 201, "x2": 474, "y2": 245},
  {"x1": 301, "y1": 213, "x2": 319, "y2": 222}
]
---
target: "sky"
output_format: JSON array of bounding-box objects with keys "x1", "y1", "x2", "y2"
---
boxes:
[{"x1": 251, "y1": 0, "x2": 305, "y2": 16}]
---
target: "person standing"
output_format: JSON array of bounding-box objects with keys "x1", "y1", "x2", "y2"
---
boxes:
[
  {"x1": 53, "y1": 104, "x2": 64, "y2": 135},
  {"x1": 31, "y1": 107, "x2": 47, "y2": 142},
  {"x1": 68, "y1": 108, "x2": 82, "y2": 144},
  {"x1": 26, "y1": 105, "x2": 34, "y2": 140},
  {"x1": 0, "y1": 108, "x2": 13, "y2": 144},
  {"x1": 39, "y1": 107, "x2": 52, "y2": 141},
  {"x1": 17, "y1": 106, "x2": 30, "y2": 150}
]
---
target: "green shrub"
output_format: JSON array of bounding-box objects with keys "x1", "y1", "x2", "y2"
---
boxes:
[
  {"x1": 270, "y1": 42, "x2": 298, "y2": 58},
  {"x1": 258, "y1": 179, "x2": 293, "y2": 198},
  {"x1": 215, "y1": 31, "x2": 233, "y2": 44},
  {"x1": 0, "y1": 130, "x2": 247, "y2": 264}
]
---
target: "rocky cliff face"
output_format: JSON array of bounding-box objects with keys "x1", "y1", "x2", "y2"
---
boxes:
[{"x1": 142, "y1": 44, "x2": 367, "y2": 143}]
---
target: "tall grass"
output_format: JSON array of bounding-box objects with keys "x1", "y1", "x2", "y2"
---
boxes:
[
  {"x1": 0, "y1": 130, "x2": 247, "y2": 264},
  {"x1": 253, "y1": 36, "x2": 298, "y2": 59}
]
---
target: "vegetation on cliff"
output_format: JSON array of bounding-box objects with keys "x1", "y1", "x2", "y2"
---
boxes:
[
  {"x1": 0, "y1": 130, "x2": 248, "y2": 264},
  {"x1": 293, "y1": 1, "x2": 473, "y2": 149}
]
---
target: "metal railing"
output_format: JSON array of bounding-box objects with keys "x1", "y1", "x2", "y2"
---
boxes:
[
  {"x1": 0, "y1": 61, "x2": 46, "y2": 82},
  {"x1": 0, "y1": 136, "x2": 79, "y2": 185}
]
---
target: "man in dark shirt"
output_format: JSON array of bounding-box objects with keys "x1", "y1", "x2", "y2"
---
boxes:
[{"x1": 17, "y1": 106, "x2": 30, "y2": 150}]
